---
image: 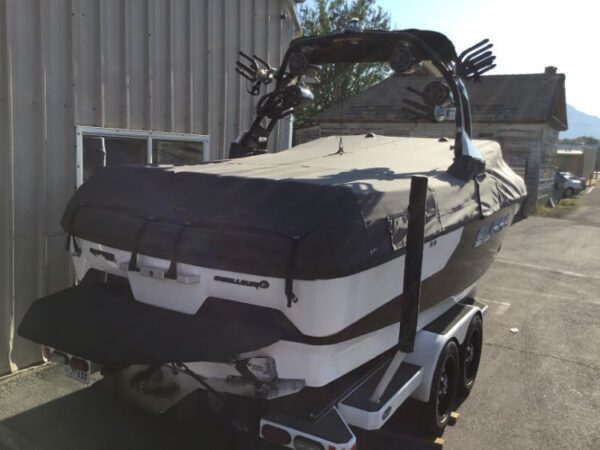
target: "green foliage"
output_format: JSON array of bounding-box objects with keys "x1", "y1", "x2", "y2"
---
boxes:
[
  {"x1": 294, "y1": 0, "x2": 391, "y2": 129},
  {"x1": 559, "y1": 136, "x2": 599, "y2": 146}
]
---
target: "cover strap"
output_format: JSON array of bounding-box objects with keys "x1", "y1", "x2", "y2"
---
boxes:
[
  {"x1": 474, "y1": 172, "x2": 485, "y2": 218},
  {"x1": 128, "y1": 217, "x2": 156, "y2": 272},
  {"x1": 285, "y1": 236, "x2": 301, "y2": 308},
  {"x1": 65, "y1": 203, "x2": 85, "y2": 256},
  {"x1": 165, "y1": 223, "x2": 192, "y2": 280}
]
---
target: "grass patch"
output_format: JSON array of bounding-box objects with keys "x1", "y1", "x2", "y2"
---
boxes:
[
  {"x1": 534, "y1": 205, "x2": 558, "y2": 217},
  {"x1": 533, "y1": 196, "x2": 579, "y2": 218},
  {"x1": 557, "y1": 198, "x2": 577, "y2": 207}
]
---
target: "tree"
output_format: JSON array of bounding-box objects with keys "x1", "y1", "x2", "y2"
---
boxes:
[
  {"x1": 294, "y1": 0, "x2": 391, "y2": 129},
  {"x1": 559, "y1": 136, "x2": 599, "y2": 147}
]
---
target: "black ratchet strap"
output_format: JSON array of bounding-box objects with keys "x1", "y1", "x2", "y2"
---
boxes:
[
  {"x1": 165, "y1": 223, "x2": 192, "y2": 280},
  {"x1": 285, "y1": 236, "x2": 301, "y2": 308},
  {"x1": 65, "y1": 203, "x2": 85, "y2": 256},
  {"x1": 128, "y1": 217, "x2": 156, "y2": 272}
]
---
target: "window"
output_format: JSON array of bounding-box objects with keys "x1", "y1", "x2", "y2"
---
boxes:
[
  {"x1": 75, "y1": 126, "x2": 210, "y2": 186},
  {"x1": 151, "y1": 140, "x2": 204, "y2": 166}
]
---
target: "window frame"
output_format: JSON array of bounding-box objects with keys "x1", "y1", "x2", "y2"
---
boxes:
[{"x1": 75, "y1": 125, "x2": 210, "y2": 187}]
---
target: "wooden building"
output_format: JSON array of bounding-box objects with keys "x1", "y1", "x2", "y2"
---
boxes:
[{"x1": 296, "y1": 67, "x2": 567, "y2": 212}]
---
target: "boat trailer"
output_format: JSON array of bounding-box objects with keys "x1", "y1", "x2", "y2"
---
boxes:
[
  {"x1": 81, "y1": 176, "x2": 487, "y2": 450},
  {"x1": 247, "y1": 176, "x2": 488, "y2": 448}
]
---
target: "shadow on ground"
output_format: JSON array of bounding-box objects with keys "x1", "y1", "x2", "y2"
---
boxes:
[
  {"x1": 0, "y1": 379, "x2": 448, "y2": 450},
  {"x1": 0, "y1": 384, "x2": 232, "y2": 450}
]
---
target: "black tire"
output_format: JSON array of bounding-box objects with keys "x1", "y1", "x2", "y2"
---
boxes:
[
  {"x1": 420, "y1": 340, "x2": 460, "y2": 436},
  {"x1": 459, "y1": 314, "x2": 483, "y2": 397},
  {"x1": 564, "y1": 187, "x2": 574, "y2": 198}
]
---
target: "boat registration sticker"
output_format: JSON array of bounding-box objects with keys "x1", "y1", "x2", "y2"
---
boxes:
[
  {"x1": 62, "y1": 364, "x2": 91, "y2": 384},
  {"x1": 474, "y1": 214, "x2": 510, "y2": 247}
]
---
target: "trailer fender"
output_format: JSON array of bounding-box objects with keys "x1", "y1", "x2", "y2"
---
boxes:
[{"x1": 405, "y1": 305, "x2": 481, "y2": 402}]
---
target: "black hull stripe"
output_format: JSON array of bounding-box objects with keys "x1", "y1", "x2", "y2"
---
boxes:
[
  {"x1": 198, "y1": 207, "x2": 513, "y2": 346},
  {"x1": 72, "y1": 199, "x2": 522, "y2": 282}
]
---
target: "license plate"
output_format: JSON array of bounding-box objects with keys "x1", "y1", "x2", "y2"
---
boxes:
[{"x1": 62, "y1": 363, "x2": 91, "y2": 384}]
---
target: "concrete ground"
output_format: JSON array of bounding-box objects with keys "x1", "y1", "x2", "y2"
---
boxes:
[{"x1": 1, "y1": 188, "x2": 599, "y2": 450}]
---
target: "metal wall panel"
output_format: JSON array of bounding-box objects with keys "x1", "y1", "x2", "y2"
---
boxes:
[
  {"x1": 0, "y1": 0, "x2": 300, "y2": 375},
  {"x1": 0, "y1": 0, "x2": 15, "y2": 374}
]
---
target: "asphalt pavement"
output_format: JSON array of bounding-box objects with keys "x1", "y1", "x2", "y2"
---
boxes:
[
  {"x1": 442, "y1": 186, "x2": 600, "y2": 450},
  {"x1": 1, "y1": 188, "x2": 599, "y2": 450}
]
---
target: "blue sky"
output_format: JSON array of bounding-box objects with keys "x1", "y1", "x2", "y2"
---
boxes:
[{"x1": 302, "y1": 0, "x2": 600, "y2": 118}]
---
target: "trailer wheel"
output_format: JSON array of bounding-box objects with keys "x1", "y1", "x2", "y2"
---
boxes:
[
  {"x1": 421, "y1": 340, "x2": 459, "y2": 436},
  {"x1": 459, "y1": 314, "x2": 483, "y2": 397}
]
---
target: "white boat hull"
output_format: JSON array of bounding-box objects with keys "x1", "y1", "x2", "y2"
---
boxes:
[{"x1": 71, "y1": 226, "x2": 463, "y2": 339}]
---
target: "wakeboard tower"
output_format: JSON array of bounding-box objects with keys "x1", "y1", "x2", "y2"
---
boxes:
[{"x1": 20, "y1": 23, "x2": 526, "y2": 447}]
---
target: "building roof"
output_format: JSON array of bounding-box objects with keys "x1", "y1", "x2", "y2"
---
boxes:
[
  {"x1": 315, "y1": 70, "x2": 568, "y2": 131},
  {"x1": 558, "y1": 143, "x2": 597, "y2": 151},
  {"x1": 557, "y1": 144, "x2": 598, "y2": 156},
  {"x1": 557, "y1": 149, "x2": 584, "y2": 155}
]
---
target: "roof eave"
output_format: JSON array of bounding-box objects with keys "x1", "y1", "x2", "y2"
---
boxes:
[
  {"x1": 285, "y1": 0, "x2": 303, "y2": 35},
  {"x1": 545, "y1": 73, "x2": 568, "y2": 131},
  {"x1": 547, "y1": 114, "x2": 568, "y2": 131}
]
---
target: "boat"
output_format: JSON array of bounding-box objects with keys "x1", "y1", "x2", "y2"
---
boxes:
[{"x1": 19, "y1": 25, "x2": 526, "y2": 446}]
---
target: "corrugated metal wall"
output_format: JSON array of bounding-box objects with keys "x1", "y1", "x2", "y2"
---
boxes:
[{"x1": 0, "y1": 0, "x2": 300, "y2": 375}]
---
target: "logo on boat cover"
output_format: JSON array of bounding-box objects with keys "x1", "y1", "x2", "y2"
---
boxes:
[
  {"x1": 474, "y1": 214, "x2": 510, "y2": 247},
  {"x1": 214, "y1": 275, "x2": 270, "y2": 290}
]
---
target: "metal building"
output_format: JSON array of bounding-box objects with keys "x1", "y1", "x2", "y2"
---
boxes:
[
  {"x1": 0, "y1": 0, "x2": 301, "y2": 375},
  {"x1": 555, "y1": 146, "x2": 598, "y2": 180}
]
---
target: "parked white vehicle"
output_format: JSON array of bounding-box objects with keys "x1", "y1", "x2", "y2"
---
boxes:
[{"x1": 556, "y1": 171, "x2": 585, "y2": 198}]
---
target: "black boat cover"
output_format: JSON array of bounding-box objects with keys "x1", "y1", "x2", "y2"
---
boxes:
[
  {"x1": 18, "y1": 281, "x2": 281, "y2": 365},
  {"x1": 62, "y1": 136, "x2": 526, "y2": 280}
]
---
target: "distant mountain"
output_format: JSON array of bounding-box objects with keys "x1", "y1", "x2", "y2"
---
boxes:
[{"x1": 561, "y1": 104, "x2": 600, "y2": 139}]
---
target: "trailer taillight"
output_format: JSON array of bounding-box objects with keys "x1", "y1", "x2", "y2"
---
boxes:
[
  {"x1": 69, "y1": 357, "x2": 89, "y2": 372},
  {"x1": 261, "y1": 424, "x2": 292, "y2": 446}
]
